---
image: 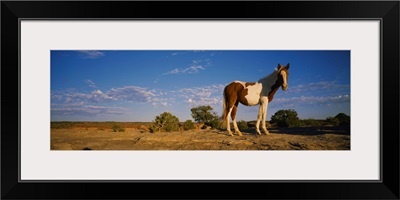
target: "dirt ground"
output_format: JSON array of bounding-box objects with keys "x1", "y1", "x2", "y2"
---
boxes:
[{"x1": 51, "y1": 126, "x2": 350, "y2": 150}]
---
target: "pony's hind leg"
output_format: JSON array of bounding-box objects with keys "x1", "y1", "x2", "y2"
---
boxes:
[
  {"x1": 231, "y1": 105, "x2": 243, "y2": 136},
  {"x1": 226, "y1": 107, "x2": 234, "y2": 136}
]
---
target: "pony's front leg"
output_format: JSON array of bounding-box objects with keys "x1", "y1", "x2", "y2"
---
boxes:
[{"x1": 260, "y1": 97, "x2": 270, "y2": 135}]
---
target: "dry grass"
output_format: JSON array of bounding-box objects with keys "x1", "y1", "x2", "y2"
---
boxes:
[{"x1": 51, "y1": 124, "x2": 350, "y2": 150}]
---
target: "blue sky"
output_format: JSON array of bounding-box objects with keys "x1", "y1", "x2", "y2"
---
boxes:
[{"x1": 51, "y1": 50, "x2": 350, "y2": 122}]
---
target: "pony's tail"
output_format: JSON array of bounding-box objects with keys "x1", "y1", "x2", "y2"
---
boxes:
[{"x1": 220, "y1": 90, "x2": 228, "y2": 129}]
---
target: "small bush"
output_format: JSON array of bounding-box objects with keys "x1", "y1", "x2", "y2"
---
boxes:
[
  {"x1": 325, "y1": 117, "x2": 340, "y2": 126},
  {"x1": 301, "y1": 119, "x2": 324, "y2": 127},
  {"x1": 205, "y1": 118, "x2": 221, "y2": 129},
  {"x1": 149, "y1": 124, "x2": 158, "y2": 133},
  {"x1": 270, "y1": 109, "x2": 300, "y2": 128},
  {"x1": 112, "y1": 124, "x2": 125, "y2": 132},
  {"x1": 150, "y1": 112, "x2": 180, "y2": 133},
  {"x1": 191, "y1": 105, "x2": 220, "y2": 129},
  {"x1": 236, "y1": 120, "x2": 248, "y2": 130},
  {"x1": 183, "y1": 120, "x2": 195, "y2": 131}
]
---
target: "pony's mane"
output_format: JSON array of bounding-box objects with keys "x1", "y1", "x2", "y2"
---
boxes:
[{"x1": 258, "y1": 68, "x2": 279, "y2": 96}]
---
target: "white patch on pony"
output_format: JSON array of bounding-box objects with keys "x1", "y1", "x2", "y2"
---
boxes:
[
  {"x1": 244, "y1": 83, "x2": 262, "y2": 106},
  {"x1": 258, "y1": 69, "x2": 279, "y2": 96}
]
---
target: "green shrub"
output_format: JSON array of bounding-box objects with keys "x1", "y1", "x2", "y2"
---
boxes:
[
  {"x1": 236, "y1": 120, "x2": 248, "y2": 130},
  {"x1": 191, "y1": 105, "x2": 220, "y2": 129},
  {"x1": 149, "y1": 124, "x2": 158, "y2": 133},
  {"x1": 112, "y1": 124, "x2": 125, "y2": 132},
  {"x1": 325, "y1": 117, "x2": 340, "y2": 126},
  {"x1": 183, "y1": 120, "x2": 195, "y2": 131},
  {"x1": 270, "y1": 109, "x2": 300, "y2": 128},
  {"x1": 205, "y1": 118, "x2": 221, "y2": 129},
  {"x1": 150, "y1": 112, "x2": 180, "y2": 133},
  {"x1": 301, "y1": 119, "x2": 324, "y2": 127}
]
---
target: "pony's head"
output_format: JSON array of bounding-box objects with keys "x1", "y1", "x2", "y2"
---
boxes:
[{"x1": 277, "y1": 63, "x2": 290, "y2": 91}]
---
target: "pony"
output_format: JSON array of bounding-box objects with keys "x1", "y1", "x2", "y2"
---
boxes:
[{"x1": 222, "y1": 63, "x2": 290, "y2": 136}]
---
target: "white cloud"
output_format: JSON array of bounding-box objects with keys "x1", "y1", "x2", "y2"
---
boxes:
[
  {"x1": 290, "y1": 81, "x2": 350, "y2": 93},
  {"x1": 52, "y1": 95, "x2": 63, "y2": 101},
  {"x1": 163, "y1": 65, "x2": 205, "y2": 75},
  {"x1": 171, "y1": 52, "x2": 184, "y2": 56},
  {"x1": 273, "y1": 95, "x2": 350, "y2": 107},
  {"x1": 163, "y1": 60, "x2": 212, "y2": 75},
  {"x1": 78, "y1": 51, "x2": 105, "y2": 59},
  {"x1": 51, "y1": 82, "x2": 227, "y2": 116},
  {"x1": 53, "y1": 86, "x2": 158, "y2": 105},
  {"x1": 63, "y1": 89, "x2": 115, "y2": 103},
  {"x1": 175, "y1": 84, "x2": 225, "y2": 107},
  {"x1": 106, "y1": 86, "x2": 156, "y2": 102},
  {"x1": 151, "y1": 97, "x2": 170, "y2": 107},
  {"x1": 51, "y1": 85, "x2": 162, "y2": 116},
  {"x1": 51, "y1": 104, "x2": 127, "y2": 116},
  {"x1": 85, "y1": 79, "x2": 97, "y2": 88}
]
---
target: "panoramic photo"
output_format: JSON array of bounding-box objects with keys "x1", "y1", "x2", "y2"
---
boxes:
[{"x1": 51, "y1": 50, "x2": 350, "y2": 150}]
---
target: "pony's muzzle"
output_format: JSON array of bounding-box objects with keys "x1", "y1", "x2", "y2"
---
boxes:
[{"x1": 282, "y1": 85, "x2": 288, "y2": 91}]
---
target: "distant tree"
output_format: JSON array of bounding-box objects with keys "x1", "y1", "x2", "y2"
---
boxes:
[
  {"x1": 190, "y1": 105, "x2": 220, "y2": 129},
  {"x1": 270, "y1": 109, "x2": 300, "y2": 127},
  {"x1": 149, "y1": 112, "x2": 180, "y2": 133},
  {"x1": 326, "y1": 116, "x2": 340, "y2": 126},
  {"x1": 334, "y1": 113, "x2": 350, "y2": 126}
]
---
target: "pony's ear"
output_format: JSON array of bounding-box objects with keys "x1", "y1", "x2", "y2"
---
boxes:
[
  {"x1": 285, "y1": 63, "x2": 290, "y2": 70},
  {"x1": 278, "y1": 64, "x2": 283, "y2": 70}
]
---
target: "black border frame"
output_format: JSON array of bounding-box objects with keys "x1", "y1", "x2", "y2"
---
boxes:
[{"x1": 2, "y1": 1, "x2": 399, "y2": 199}]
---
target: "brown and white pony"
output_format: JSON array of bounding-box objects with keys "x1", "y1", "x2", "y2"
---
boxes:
[{"x1": 222, "y1": 63, "x2": 290, "y2": 136}]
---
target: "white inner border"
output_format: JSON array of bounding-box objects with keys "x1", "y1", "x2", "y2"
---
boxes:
[{"x1": 20, "y1": 20, "x2": 380, "y2": 180}]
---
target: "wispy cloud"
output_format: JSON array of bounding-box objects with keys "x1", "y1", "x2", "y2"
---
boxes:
[
  {"x1": 78, "y1": 51, "x2": 105, "y2": 59},
  {"x1": 106, "y1": 86, "x2": 156, "y2": 102},
  {"x1": 163, "y1": 60, "x2": 212, "y2": 75},
  {"x1": 273, "y1": 95, "x2": 350, "y2": 108},
  {"x1": 63, "y1": 89, "x2": 115, "y2": 103},
  {"x1": 85, "y1": 79, "x2": 97, "y2": 88},
  {"x1": 52, "y1": 82, "x2": 226, "y2": 117},
  {"x1": 54, "y1": 86, "x2": 158, "y2": 104},
  {"x1": 290, "y1": 81, "x2": 350, "y2": 93},
  {"x1": 151, "y1": 97, "x2": 170, "y2": 107},
  {"x1": 51, "y1": 104, "x2": 128, "y2": 116},
  {"x1": 164, "y1": 65, "x2": 205, "y2": 75},
  {"x1": 174, "y1": 84, "x2": 225, "y2": 107},
  {"x1": 171, "y1": 52, "x2": 185, "y2": 56}
]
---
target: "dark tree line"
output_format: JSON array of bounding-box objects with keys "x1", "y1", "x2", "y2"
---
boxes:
[{"x1": 147, "y1": 107, "x2": 350, "y2": 133}]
